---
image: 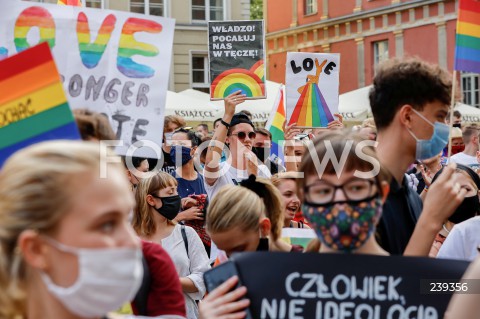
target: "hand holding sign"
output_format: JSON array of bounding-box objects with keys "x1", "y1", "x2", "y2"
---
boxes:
[
  {"x1": 199, "y1": 276, "x2": 250, "y2": 319},
  {"x1": 224, "y1": 90, "x2": 246, "y2": 117}
]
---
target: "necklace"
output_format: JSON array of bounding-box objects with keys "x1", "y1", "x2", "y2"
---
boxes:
[{"x1": 442, "y1": 223, "x2": 450, "y2": 234}]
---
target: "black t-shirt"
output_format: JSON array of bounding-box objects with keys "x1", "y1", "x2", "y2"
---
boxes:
[{"x1": 376, "y1": 176, "x2": 423, "y2": 255}]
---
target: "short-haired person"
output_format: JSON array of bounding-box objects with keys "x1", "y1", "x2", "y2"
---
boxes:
[
  {"x1": 370, "y1": 58, "x2": 466, "y2": 256},
  {"x1": 196, "y1": 124, "x2": 209, "y2": 138},
  {"x1": 204, "y1": 91, "x2": 271, "y2": 200},
  {"x1": 446, "y1": 110, "x2": 462, "y2": 127},
  {"x1": 122, "y1": 156, "x2": 150, "y2": 191},
  {"x1": 253, "y1": 128, "x2": 282, "y2": 175},
  {"x1": 170, "y1": 128, "x2": 211, "y2": 256},
  {"x1": 212, "y1": 118, "x2": 222, "y2": 133},
  {"x1": 0, "y1": 141, "x2": 144, "y2": 319},
  {"x1": 160, "y1": 115, "x2": 187, "y2": 175},
  {"x1": 239, "y1": 109, "x2": 253, "y2": 121},
  {"x1": 449, "y1": 125, "x2": 480, "y2": 166},
  {"x1": 133, "y1": 172, "x2": 210, "y2": 319}
]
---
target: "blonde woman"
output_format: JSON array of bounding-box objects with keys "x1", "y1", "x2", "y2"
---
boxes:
[
  {"x1": 133, "y1": 172, "x2": 210, "y2": 319},
  {"x1": 206, "y1": 175, "x2": 291, "y2": 264},
  {"x1": 0, "y1": 141, "x2": 144, "y2": 319}
]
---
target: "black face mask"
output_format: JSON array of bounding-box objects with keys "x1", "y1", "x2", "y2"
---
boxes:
[
  {"x1": 256, "y1": 237, "x2": 269, "y2": 251},
  {"x1": 449, "y1": 195, "x2": 479, "y2": 224},
  {"x1": 152, "y1": 195, "x2": 181, "y2": 220},
  {"x1": 252, "y1": 147, "x2": 270, "y2": 163}
]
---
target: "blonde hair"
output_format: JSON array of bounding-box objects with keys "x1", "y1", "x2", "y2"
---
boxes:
[
  {"x1": 0, "y1": 141, "x2": 120, "y2": 319},
  {"x1": 133, "y1": 172, "x2": 178, "y2": 237},
  {"x1": 271, "y1": 172, "x2": 302, "y2": 187},
  {"x1": 206, "y1": 178, "x2": 283, "y2": 241}
]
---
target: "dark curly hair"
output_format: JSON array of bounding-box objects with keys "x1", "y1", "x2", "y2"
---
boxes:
[{"x1": 369, "y1": 58, "x2": 452, "y2": 131}]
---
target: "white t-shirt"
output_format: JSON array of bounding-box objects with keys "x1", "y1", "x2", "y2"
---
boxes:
[
  {"x1": 161, "y1": 225, "x2": 210, "y2": 319},
  {"x1": 203, "y1": 162, "x2": 272, "y2": 200},
  {"x1": 449, "y1": 152, "x2": 478, "y2": 166},
  {"x1": 437, "y1": 216, "x2": 480, "y2": 261}
]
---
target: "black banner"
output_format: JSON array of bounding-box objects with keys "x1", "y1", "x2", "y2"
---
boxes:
[
  {"x1": 226, "y1": 252, "x2": 470, "y2": 319},
  {"x1": 208, "y1": 20, "x2": 265, "y2": 100}
]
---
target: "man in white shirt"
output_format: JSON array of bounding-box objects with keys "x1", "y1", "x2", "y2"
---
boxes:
[
  {"x1": 449, "y1": 126, "x2": 480, "y2": 166},
  {"x1": 203, "y1": 91, "x2": 271, "y2": 200}
]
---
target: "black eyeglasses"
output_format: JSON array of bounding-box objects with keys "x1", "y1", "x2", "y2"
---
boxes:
[
  {"x1": 231, "y1": 131, "x2": 256, "y2": 140},
  {"x1": 304, "y1": 179, "x2": 376, "y2": 205}
]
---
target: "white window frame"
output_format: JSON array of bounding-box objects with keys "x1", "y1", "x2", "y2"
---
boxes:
[
  {"x1": 461, "y1": 72, "x2": 480, "y2": 107},
  {"x1": 373, "y1": 40, "x2": 389, "y2": 68},
  {"x1": 130, "y1": 0, "x2": 168, "y2": 17},
  {"x1": 192, "y1": 0, "x2": 227, "y2": 23},
  {"x1": 304, "y1": 0, "x2": 317, "y2": 15},
  {"x1": 85, "y1": 0, "x2": 104, "y2": 9},
  {"x1": 190, "y1": 51, "x2": 210, "y2": 92}
]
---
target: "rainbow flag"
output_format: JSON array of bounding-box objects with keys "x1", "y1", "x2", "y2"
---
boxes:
[
  {"x1": 265, "y1": 85, "x2": 286, "y2": 165},
  {"x1": 0, "y1": 42, "x2": 80, "y2": 167},
  {"x1": 57, "y1": 0, "x2": 83, "y2": 6},
  {"x1": 288, "y1": 82, "x2": 334, "y2": 126},
  {"x1": 455, "y1": 0, "x2": 480, "y2": 73}
]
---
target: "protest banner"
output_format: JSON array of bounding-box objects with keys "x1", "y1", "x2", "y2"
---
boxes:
[
  {"x1": 286, "y1": 52, "x2": 340, "y2": 128},
  {"x1": 208, "y1": 20, "x2": 266, "y2": 100},
  {"x1": 0, "y1": 0, "x2": 175, "y2": 158},
  {"x1": 222, "y1": 252, "x2": 470, "y2": 319},
  {"x1": 0, "y1": 42, "x2": 80, "y2": 167}
]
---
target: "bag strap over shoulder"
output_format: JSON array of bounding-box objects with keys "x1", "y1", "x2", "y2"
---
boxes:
[{"x1": 181, "y1": 224, "x2": 189, "y2": 258}]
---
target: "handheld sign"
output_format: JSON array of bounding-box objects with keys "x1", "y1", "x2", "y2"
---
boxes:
[
  {"x1": 286, "y1": 52, "x2": 340, "y2": 128},
  {"x1": 219, "y1": 252, "x2": 469, "y2": 318},
  {"x1": 0, "y1": 42, "x2": 80, "y2": 167},
  {"x1": 208, "y1": 20, "x2": 266, "y2": 100},
  {"x1": 0, "y1": 1, "x2": 175, "y2": 158}
]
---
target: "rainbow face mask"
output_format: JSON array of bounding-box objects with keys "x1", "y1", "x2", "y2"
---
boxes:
[{"x1": 302, "y1": 196, "x2": 382, "y2": 253}]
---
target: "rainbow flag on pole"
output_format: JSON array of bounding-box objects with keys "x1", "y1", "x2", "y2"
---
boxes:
[
  {"x1": 265, "y1": 85, "x2": 286, "y2": 165},
  {"x1": 455, "y1": 0, "x2": 480, "y2": 73},
  {"x1": 0, "y1": 43, "x2": 80, "y2": 167},
  {"x1": 57, "y1": 0, "x2": 83, "y2": 6}
]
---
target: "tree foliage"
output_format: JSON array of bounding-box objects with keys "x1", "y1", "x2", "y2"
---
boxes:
[{"x1": 251, "y1": 0, "x2": 263, "y2": 20}]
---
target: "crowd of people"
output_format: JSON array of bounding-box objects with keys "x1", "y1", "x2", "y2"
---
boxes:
[{"x1": 1, "y1": 57, "x2": 480, "y2": 319}]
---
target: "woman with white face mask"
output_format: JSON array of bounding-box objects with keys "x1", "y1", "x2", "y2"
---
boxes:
[{"x1": 0, "y1": 141, "x2": 144, "y2": 319}]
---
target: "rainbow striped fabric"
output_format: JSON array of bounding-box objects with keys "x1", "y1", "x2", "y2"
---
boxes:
[
  {"x1": 455, "y1": 0, "x2": 480, "y2": 73},
  {"x1": 57, "y1": 0, "x2": 83, "y2": 6},
  {"x1": 0, "y1": 42, "x2": 80, "y2": 167},
  {"x1": 265, "y1": 85, "x2": 286, "y2": 165}
]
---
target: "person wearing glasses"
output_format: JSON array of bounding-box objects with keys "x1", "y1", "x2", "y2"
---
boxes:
[{"x1": 204, "y1": 91, "x2": 271, "y2": 200}]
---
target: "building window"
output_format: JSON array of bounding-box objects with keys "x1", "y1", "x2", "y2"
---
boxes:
[
  {"x1": 130, "y1": 0, "x2": 165, "y2": 16},
  {"x1": 85, "y1": 0, "x2": 103, "y2": 8},
  {"x1": 373, "y1": 40, "x2": 389, "y2": 68},
  {"x1": 304, "y1": 0, "x2": 317, "y2": 15},
  {"x1": 462, "y1": 73, "x2": 480, "y2": 107},
  {"x1": 192, "y1": 0, "x2": 224, "y2": 22},
  {"x1": 191, "y1": 54, "x2": 210, "y2": 93}
]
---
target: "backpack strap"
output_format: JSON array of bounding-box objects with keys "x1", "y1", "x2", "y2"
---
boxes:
[
  {"x1": 132, "y1": 253, "x2": 151, "y2": 315},
  {"x1": 181, "y1": 224, "x2": 189, "y2": 258}
]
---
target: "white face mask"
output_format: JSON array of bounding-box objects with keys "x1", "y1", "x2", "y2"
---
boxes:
[{"x1": 40, "y1": 237, "x2": 143, "y2": 317}]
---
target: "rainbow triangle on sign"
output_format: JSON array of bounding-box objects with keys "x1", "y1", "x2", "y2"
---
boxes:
[
  {"x1": 288, "y1": 83, "x2": 334, "y2": 127},
  {"x1": 57, "y1": 0, "x2": 83, "y2": 6}
]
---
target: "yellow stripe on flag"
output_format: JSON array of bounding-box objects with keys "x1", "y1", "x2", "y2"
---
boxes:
[
  {"x1": 457, "y1": 22, "x2": 480, "y2": 38},
  {"x1": 0, "y1": 82, "x2": 67, "y2": 129}
]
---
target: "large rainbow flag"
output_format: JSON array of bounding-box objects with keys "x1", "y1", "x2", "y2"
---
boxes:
[
  {"x1": 0, "y1": 42, "x2": 80, "y2": 167},
  {"x1": 288, "y1": 82, "x2": 334, "y2": 126},
  {"x1": 454, "y1": 0, "x2": 480, "y2": 73},
  {"x1": 265, "y1": 85, "x2": 286, "y2": 165},
  {"x1": 57, "y1": 0, "x2": 83, "y2": 6}
]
